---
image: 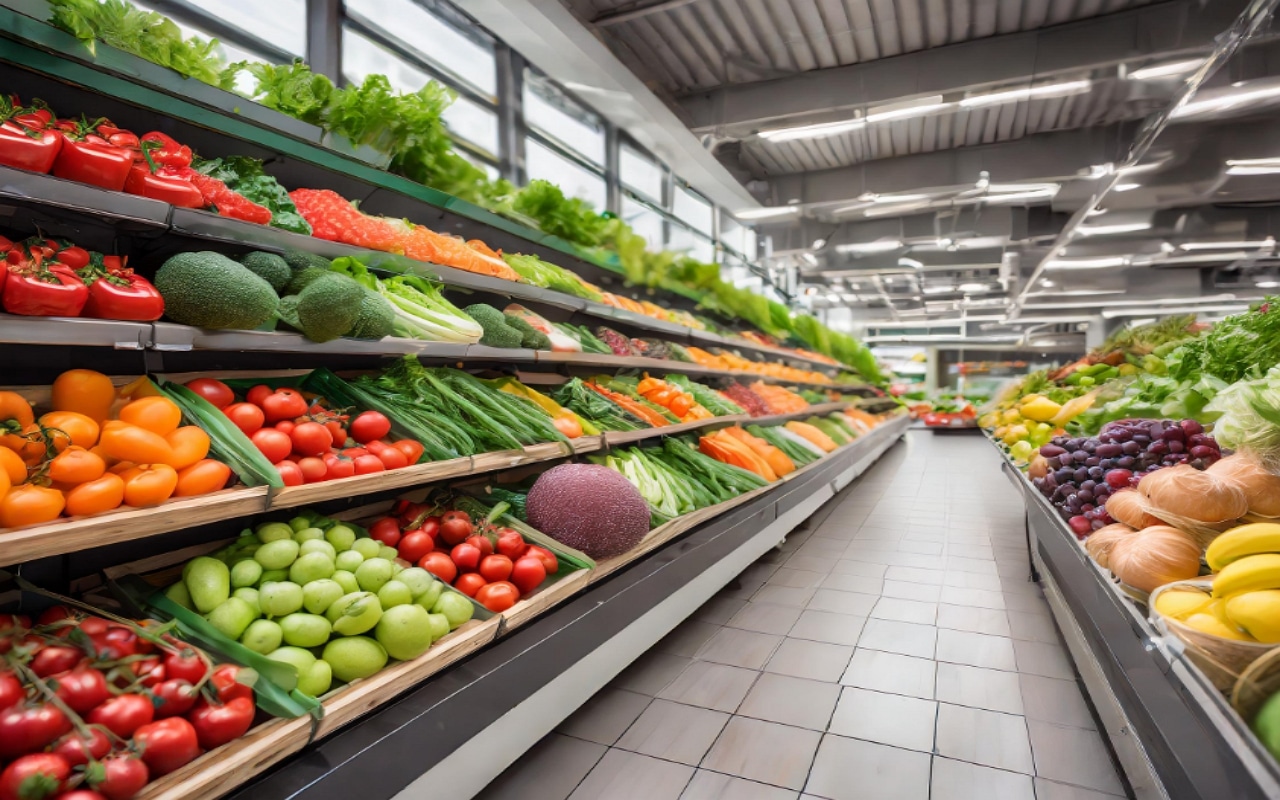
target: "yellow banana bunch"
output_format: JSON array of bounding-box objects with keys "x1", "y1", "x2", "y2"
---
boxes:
[
  {"x1": 1206, "y1": 523, "x2": 1280, "y2": 571},
  {"x1": 1225, "y1": 591, "x2": 1280, "y2": 643},
  {"x1": 1211, "y1": 553, "x2": 1280, "y2": 598}
]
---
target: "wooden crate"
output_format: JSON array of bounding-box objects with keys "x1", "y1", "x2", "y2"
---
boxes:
[
  {"x1": 602, "y1": 414, "x2": 750, "y2": 446},
  {"x1": 498, "y1": 567, "x2": 593, "y2": 633},
  {"x1": 267, "y1": 456, "x2": 476, "y2": 510}
]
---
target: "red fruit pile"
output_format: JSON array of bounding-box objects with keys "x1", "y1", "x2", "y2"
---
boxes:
[
  {"x1": 370, "y1": 501, "x2": 557, "y2": 614},
  {"x1": 184, "y1": 378, "x2": 425, "y2": 486},
  {"x1": 0, "y1": 608, "x2": 255, "y2": 800}
]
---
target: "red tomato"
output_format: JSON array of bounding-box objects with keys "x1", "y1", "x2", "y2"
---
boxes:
[
  {"x1": 92, "y1": 753, "x2": 149, "y2": 800},
  {"x1": 184, "y1": 378, "x2": 233, "y2": 409},
  {"x1": 526, "y1": 545, "x2": 559, "y2": 574},
  {"x1": 52, "y1": 667, "x2": 109, "y2": 714},
  {"x1": 479, "y1": 554, "x2": 513, "y2": 583},
  {"x1": 466, "y1": 534, "x2": 494, "y2": 557},
  {"x1": 209, "y1": 664, "x2": 254, "y2": 703},
  {"x1": 0, "y1": 753, "x2": 70, "y2": 800},
  {"x1": 261, "y1": 389, "x2": 307, "y2": 423},
  {"x1": 454, "y1": 572, "x2": 487, "y2": 597},
  {"x1": 419, "y1": 552, "x2": 457, "y2": 583},
  {"x1": 496, "y1": 529, "x2": 527, "y2": 560},
  {"x1": 0, "y1": 703, "x2": 71, "y2": 758},
  {"x1": 51, "y1": 728, "x2": 110, "y2": 767},
  {"x1": 393, "y1": 439, "x2": 425, "y2": 463},
  {"x1": 127, "y1": 656, "x2": 165, "y2": 689},
  {"x1": 275, "y1": 460, "x2": 304, "y2": 486},
  {"x1": 451, "y1": 542, "x2": 482, "y2": 573},
  {"x1": 133, "y1": 717, "x2": 200, "y2": 777},
  {"x1": 397, "y1": 530, "x2": 434, "y2": 563},
  {"x1": 476, "y1": 581, "x2": 520, "y2": 612},
  {"x1": 224, "y1": 403, "x2": 264, "y2": 436},
  {"x1": 364, "y1": 439, "x2": 387, "y2": 455},
  {"x1": 418, "y1": 517, "x2": 441, "y2": 541},
  {"x1": 349, "y1": 411, "x2": 392, "y2": 444},
  {"x1": 37, "y1": 606, "x2": 77, "y2": 626},
  {"x1": 87, "y1": 693, "x2": 154, "y2": 738},
  {"x1": 0, "y1": 671, "x2": 21, "y2": 711},
  {"x1": 439, "y1": 515, "x2": 473, "y2": 546},
  {"x1": 163, "y1": 649, "x2": 207, "y2": 685},
  {"x1": 250, "y1": 428, "x2": 292, "y2": 463},
  {"x1": 152, "y1": 679, "x2": 198, "y2": 718},
  {"x1": 189, "y1": 696, "x2": 254, "y2": 750},
  {"x1": 297, "y1": 457, "x2": 327, "y2": 483},
  {"x1": 511, "y1": 555, "x2": 548, "y2": 595},
  {"x1": 30, "y1": 646, "x2": 82, "y2": 677},
  {"x1": 290, "y1": 422, "x2": 333, "y2": 457},
  {"x1": 341, "y1": 447, "x2": 369, "y2": 459},
  {"x1": 352, "y1": 454, "x2": 385, "y2": 475},
  {"x1": 324, "y1": 420, "x2": 347, "y2": 447},
  {"x1": 274, "y1": 419, "x2": 296, "y2": 435},
  {"x1": 369, "y1": 517, "x2": 401, "y2": 547},
  {"x1": 375, "y1": 446, "x2": 408, "y2": 470},
  {"x1": 322, "y1": 454, "x2": 355, "y2": 481},
  {"x1": 245, "y1": 384, "x2": 272, "y2": 407},
  {"x1": 60, "y1": 791, "x2": 108, "y2": 800}
]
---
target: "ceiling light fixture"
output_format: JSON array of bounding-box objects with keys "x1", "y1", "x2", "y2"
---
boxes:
[
  {"x1": 871, "y1": 193, "x2": 931, "y2": 203},
  {"x1": 1178, "y1": 238, "x2": 1275, "y2": 250},
  {"x1": 758, "y1": 119, "x2": 865, "y2": 142},
  {"x1": 898, "y1": 258, "x2": 924, "y2": 269},
  {"x1": 959, "y1": 80, "x2": 1092, "y2": 108},
  {"x1": 1039, "y1": 279, "x2": 1055, "y2": 288},
  {"x1": 835, "y1": 239, "x2": 903, "y2": 254},
  {"x1": 865, "y1": 96, "x2": 950, "y2": 122},
  {"x1": 1076, "y1": 222, "x2": 1152, "y2": 236},
  {"x1": 1102, "y1": 304, "x2": 1248, "y2": 319},
  {"x1": 1045, "y1": 256, "x2": 1130, "y2": 269},
  {"x1": 1127, "y1": 58, "x2": 1205, "y2": 81},
  {"x1": 1225, "y1": 157, "x2": 1280, "y2": 175},
  {"x1": 1257, "y1": 280, "x2": 1280, "y2": 288},
  {"x1": 734, "y1": 206, "x2": 801, "y2": 220},
  {"x1": 922, "y1": 285, "x2": 956, "y2": 294},
  {"x1": 958, "y1": 283, "x2": 990, "y2": 292},
  {"x1": 1173, "y1": 82, "x2": 1280, "y2": 119},
  {"x1": 1113, "y1": 183, "x2": 1142, "y2": 192}
]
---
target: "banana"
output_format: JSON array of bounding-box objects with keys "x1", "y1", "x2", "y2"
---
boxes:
[
  {"x1": 1211, "y1": 553, "x2": 1280, "y2": 598},
  {"x1": 1206, "y1": 523, "x2": 1280, "y2": 571},
  {"x1": 1182, "y1": 612, "x2": 1256, "y2": 641},
  {"x1": 1225, "y1": 591, "x2": 1280, "y2": 643},
  {"x1": 1153, "y1": 589, "x2": 1211, "y2": 621}
]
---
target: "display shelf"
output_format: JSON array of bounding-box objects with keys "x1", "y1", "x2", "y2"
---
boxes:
[
  {"x1": 994, "y1": 442, "x2": 1280, "y2": 800},
  {"x1": 0, "y1": 312, "x2": 153, "y2": 349},
  {"x1": 601, "y1": 414, "x2": 751, "y2": 446},
  {"x1": 0, "y1": 163, "x2": 170, "y2": 225},
  {"x1": 222, "y1": 414, "x2": 908, "y2": 800},
  {"x1": 746, "y1": 401, "x2": 853, "y2": 427},
  {"x1": 0, "y1": 486, "x2": 270, "y2": 567}
]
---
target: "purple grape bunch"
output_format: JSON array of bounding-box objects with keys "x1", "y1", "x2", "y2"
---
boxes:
[{"x1": 1031, "y1": 419, "x2": 1222, "y2": 538}]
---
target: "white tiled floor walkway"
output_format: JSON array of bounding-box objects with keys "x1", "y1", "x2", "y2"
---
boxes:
[{"x1": 478, "y1": 431, "x2": 1129, "y2": 800}]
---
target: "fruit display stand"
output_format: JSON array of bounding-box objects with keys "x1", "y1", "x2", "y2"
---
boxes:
[{"x1": 990, "y1": 440, "x2": 1280, "y2": 800}]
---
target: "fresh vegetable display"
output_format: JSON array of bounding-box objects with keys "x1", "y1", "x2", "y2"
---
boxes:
[
  {"x1": 0, "y1": 370, "x2": 233, "y2": 530},
  {"x1": 0, "y1": 236, "x2": 162, "y2": 321},
  {"x1": 163, "y1": 511, "x2": 474, "y2": 690},
  {"x1": 0, "y1": 605, "x2": 255, "y2": 799}
]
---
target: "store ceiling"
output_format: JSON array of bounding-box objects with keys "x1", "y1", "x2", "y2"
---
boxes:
[{"x1": 554, "y1": 0, "x2": 1280, "y2": 342}]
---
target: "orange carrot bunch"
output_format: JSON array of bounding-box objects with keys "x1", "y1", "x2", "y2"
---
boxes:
[
  {"x1": 698, "y1": 427, "x2": 795, "y2": 481},
  {"x1": 749, "y1": 382, "x2": 809, "y2": 414},
  {"x1": 636, "y1": 377, "x2": 713, "y2": 422}
]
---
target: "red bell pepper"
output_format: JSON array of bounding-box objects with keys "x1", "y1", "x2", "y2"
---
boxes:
[
  {"x1": 77, "y1": 253, "x2": 164, "y2": 321},
  {"x1": 3, "y1": 244, "x2": 88, "y2": 316},
  {"x1": 124, "y1": 163, "x2": 204, "y2": 207},
  {"x1": 0, "y1": 96, "x2": 62, "y2": 175},
  {"x1": 52, "y1": 118, "x2": 134, "y2": 191},
  {"x1": 139, "y1": 131, "x2": 192, "y2": 169},
  {"x1": 182, "y1": 169, "x2": 272, "y2": 225}
]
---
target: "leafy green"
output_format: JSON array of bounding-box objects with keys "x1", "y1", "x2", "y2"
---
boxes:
[
  {"x1": 330, "y1": 257, "x2": 481, "y2": 343},
  {"x1": 511, "y1": 180, "x2": 609, "y2": 247},
  {"x1": 49, "y1": 0, "x2": 228, "y2": 85},
  {"x1": 194, "y1": 156, "x2": 311, "y2": 234},
  {"x1": 229, "y1": 60, "x2": 333, "y2": 124},
  {"x1": 1204, "y1": 366, "x2": 1280, "y2": 469},
  {"x1": 503, "y1": 253, "x2": 603, "y2": 301},
  {"x1": 1167, "y1": 297, "x2": 1280, "y2": 385}
]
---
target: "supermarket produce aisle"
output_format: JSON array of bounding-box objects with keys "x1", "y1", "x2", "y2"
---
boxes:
[{"x1": 478, "y1": 431, "x2": 1129, "y2": 800}]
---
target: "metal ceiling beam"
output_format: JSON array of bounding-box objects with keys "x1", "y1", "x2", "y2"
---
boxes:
[
  {"x1": 768, "y1": 123, "x2": 1137, "y2": 205},
  {"x1": 677, "y1": 0, "x2": 1248, "y2": 134},
  {"x1": 591, "y1": 0, "x2": 702, "y2": 27}
]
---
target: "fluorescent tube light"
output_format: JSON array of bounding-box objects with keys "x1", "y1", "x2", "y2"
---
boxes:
[
  {"x1": 865, "y1": 96, "x2": 951, "y2": 122},
  {"x1": 1113, "y1": 183, "x2": 1142, "y2": 192},
  {"x1": 1178, "y1": 239, "x2": 1275, "y2": 250},
  {"x1": 869, "y1": 193, "x2": 931, "y2": 203},
  {"x1": 898, "y1": 258, "x2": 924, "y2": 269},
  {"x1": 1102, "y1": 304, "x2": 1248, "y2": 319},
  {"x1": 1257, "y1": 280, "x2": 1280, "y2": 288},
  {"x1": 922, "y1": 285, "x2": 956, "y2": 294},
  {"x1": 958, "y1": 283, "x2": 991, "y2": 292},
  {"x1": 1128, "y1": 59, "x2": 1205, "y2": 81},
  {"x1": 1076, "y1": 222, "x2": 1152, "y2": 236},
  {"x1": 758, "y1": 119, "x2": 864, "y2": 142},
  {"x1": 835, "y1": 239, "x2": 903, "y2": 254},
  {"x1": 734, "y1": 206, "x2": 800, "y2": 220},
  {"x1": 959, "y1": 80, "x2": 1092, "y2": 108},
  {"x1": 1045, "y1": 256, "x2": 1130, "y2": 269},
  {"x1": 1173, "y1": 82, "x2": 1280, "y2": 119},
  {"x1": 1226, "y1": 157, "x2": 1280, "y2": 175}
]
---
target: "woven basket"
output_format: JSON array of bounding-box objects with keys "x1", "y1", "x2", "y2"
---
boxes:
[
  {"x1": 1149, "y1": 579, "x2": 1279, "y2": 692},
  {"x1": 1233, "y1": 646, "x2": 1280, "y2": 722}
]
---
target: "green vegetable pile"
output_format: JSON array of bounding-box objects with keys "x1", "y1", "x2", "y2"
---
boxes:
[
  {"x1": 1166, "y1": 298, "x2": 1280, "y2": 385},
  {"x1": 503, "y1": 252, "x2": 603, "y2": 301},
  {"x1": 552, "y1": 378, "x2": 648, "y2": 431},
  {"x1": 1205, "y1": 365, "x2": 1280, "y2": 470},
  {"x1": 196, "y1": 157, "x2": 312, "y2": 235}
]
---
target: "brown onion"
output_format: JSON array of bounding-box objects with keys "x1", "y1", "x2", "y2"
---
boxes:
[
  {"x1": 1139, "y1": 464, "x2": 1248, "y2": 525},
  {"x1": 1103, "y1": 490, "x2": 1162, "y2": 530},
  {"x1": 1208, "y1": 454, "x2": 1280, "y2": 518},
  {"x1": 1084, "y1": 523, "x2": 1137, "y2": 569},
  {"x1": 1109, "y1": 525, "x2": 1202, "y2": 593}
]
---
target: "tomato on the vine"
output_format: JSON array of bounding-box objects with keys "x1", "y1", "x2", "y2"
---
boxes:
[
  {"x1": 0, "y1": 703, "x2": 71, "y2": 757},
  {"x1": 476, "y1": 581, "x2": 520, "y2": 612},
  {"x1": 454, "y1": 572, "x2": 487, "y2": 597},
  {"x1": 511, "y1": 555, "x2": 548, "y2": 595},
  {"x1": 223, "y1": 403, "x2": 264, "y2": 436},
  {"x1": 51, "y1": 728, "x2": 110, "y2": 767},
  {"x1": 245, "y1": 384, "x2": 272, "y2": 407},
  {"x1": 418, "y1": 552, "x2": 457, "y2": 583},
  {"x1": 29, "y1": 646, "x2": 82, "y2": 678},
  {"x1": 51, "y1": 667, "x2": 109, "y2": 714},
  {"x1": 184, "y1": 378, "x2": 233, "y2": 409},
  {"x1": 209, "y1": 664, "x2": 253, "y2": 703},
  {"x1": 162, "y1": 649, "x2": 207, "y2": 685},
  {"x1": 478, "y1": 554, "x2": 513, "y2": 583},
  {"x1": 396, "y1": 530, "x2": 434, "y2": 563},
  {"x1": 289, "y1": 422, "x2": 332, "y2": 457},
  {"x1": 87, "y1": 693, "x2": 154, "y2": 738},
  {"x1": 0, "y1": 671, "x2": 21, "y2": 711},
  {"x1": 189, "y1": 696, "x2": 254, "y2": 750},
  {"x1": 152, "y1": 678, "x2": 198, "y2": 718},
  {"x1": 133, "y1": 717, "x2": 200, "y2": 776},
  {"x1": 0, "y1": 753, "x2": 70, "y2": 800},
  {"x1": 92, "y1": 753, "x2": 149, "y2": 800}
]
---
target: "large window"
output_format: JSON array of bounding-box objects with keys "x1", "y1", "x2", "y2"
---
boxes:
[
  {"x1": 183, "y1": 0, "x2": 306, "y2": 56},
  {"x1": 345, "y1": 0, "x2": 496, "y2": 98},
  {"x1": 673, "y1": 185, "x2": 713, "y2": 238},
  {"x1": 622, "y1": 197, "x2": 664, "y2": 250},
  {"x1": 526, "y1": 139, "x2": 607, "y2": 212},
  {"x1": 523, "y1": 72, "x2": 605, "y2": 166},
  {"x1": 442, "y1": 94, "x2": 499, "y2": 160},
  {"x1": 621, "y1": 144, "x2": 663, "y2": 203},
  {"x1": 668, "y1": 223, "x2": 715, "y2": 263}
]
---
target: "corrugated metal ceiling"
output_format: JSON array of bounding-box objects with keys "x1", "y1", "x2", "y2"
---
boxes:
[{"x1": 571, "y1": 0, "x2": 1158, "y2": 95}]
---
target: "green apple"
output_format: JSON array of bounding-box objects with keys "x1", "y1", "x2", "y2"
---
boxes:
[
  {"x1": 334, "y1": 550, "x2": 364, "y2": 572},
  {"x1": 331, "y1": 570, "x2": 360, "y2": 594},
  {"x1": 230, "y1": 559, "x2": 263, "y2": 589},
  {"x1": 205, "y1": 597, "x2": 256, "y2": 640},
  {"x1": 298, "y1": 659, "x2": 332, "y2": 697},
  {"x1": 184, "y1": 557, "x2": 230, "y2": 614},
  {"x1": 266, "y1": 645, "x2": 315, "y2": 674},
  {"x1": 325, "y1": 592, "x2": 383, "y2": 635},
  {"x1": 260, "y1": 568, "x2": 288, "y2": 583},
  {"x1": 376, "y1": 580, "x2": 412, "y2": 608},
  {"x1": 397, "y1": 568, "x2": 436, "y2": 600},
  {"x1": 375, "y1": 604, "x2": 433, "y2": 660},
  {"x1": 355, "y1": 558, "x2": 394, "y2": 593},
  {"x1": 255, "y1": 539, "x2": 300, "y2": 571},
  {"x1": 288, "y1": 516, "x2": 312, "y2": 532},
  {"x1": 293, "y1": 526, "x2": 325, "y2": 543},
  {"x1": 289, "y1": 552, "x2": 335, "y2": 585},
  {"x1": 414, "y1": 580, "x2": 444, "y2": 613},
  {"x1": 164, "y1": 581, "x2": 193, "y2": 610},
  {"x1": 325, "y1": 524, "x2": 357, "y2": 552},
  {"x1": 303, "y1": 579, "x2": 345, "y2": 615},
  {"x1": 432, "y1": 592, "x2": 474, "y2": 630},
  {"x1": 241, "y1": 619, "x2": 283, "y2": 654},
  {"x1": 351, "y1": 538, "x2": 382, "y2": 560},
  {"x1": 279, "y1": 613, "x2": 332, "y2": 648},
  {"x1": 322, "y1": 636, "x2": 387, "y2": 682},
  {"x1": 300, "y1": 540, "x2": 337, "y2": 561},
  {"x1": 424, "y1": 612, "x2": 450, "y2": 643},
  {"x1": 256, "y1": 522, "x2": 295, "y2": 543},
  {"x1": 378, "y1": 545, "x2": 400, "y2": 563},
  {"x1": 259, "y1": 581, "x2": 304, "y2": 618},
  {"x1": 233, "y1": 587, "x2": 261, "y2": 615}
]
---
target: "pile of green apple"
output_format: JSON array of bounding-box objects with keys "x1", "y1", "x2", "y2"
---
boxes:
[{"x1": 163, "y1": 514, "x2": 475, "y2": 697}]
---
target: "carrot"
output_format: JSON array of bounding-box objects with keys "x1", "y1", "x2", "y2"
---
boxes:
[
  {"x1": 785, "y1": 421, "x2": 838, "y2": 452},
  {"x1": 722, "y1": 426, "x2": 795, "y2": 476},
  {"x1": 704, "y1": 431, "x2": 777, "y2": 480},
  {"x1": 587, "y1": 383, "x2": 669, "y2": 427}
]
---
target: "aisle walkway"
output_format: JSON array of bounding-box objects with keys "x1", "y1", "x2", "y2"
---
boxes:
[{"x1": 478, "y1": 431, "x2": 1128, "y2": 800}]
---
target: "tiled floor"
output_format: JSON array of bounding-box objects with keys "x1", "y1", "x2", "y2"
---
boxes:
[{"x1": 478, "y1": 432, "x2": 1130, "y2": 800}]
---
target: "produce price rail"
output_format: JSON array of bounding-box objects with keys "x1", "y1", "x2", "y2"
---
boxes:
[
  {"x1": 991, "y1": 437, "x2": 1280, "y2": 800},
  {"x1": 218, "y1": 415, "x2": 909, "y2": 800}
]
